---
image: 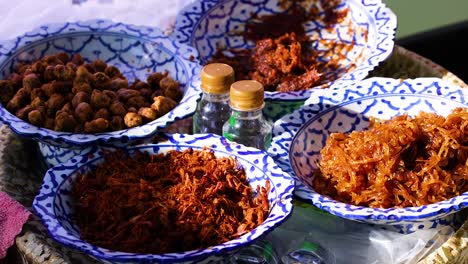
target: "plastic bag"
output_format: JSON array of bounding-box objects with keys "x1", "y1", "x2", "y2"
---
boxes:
[{"x1": 266, "y1": 201, "x2": 456, "y2": 264}]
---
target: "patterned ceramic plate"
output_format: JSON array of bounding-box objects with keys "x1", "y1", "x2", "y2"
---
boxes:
[
  {"x1": 0, "y1": 20, "x2": 202, "y2": 148},
  {"x1": 268, "y1": 77, "x2": 468, "y2": 231},
  {"x1": 33, "y1": 133, "x2": 294, "y2": 264},
  {"x1": 173, "y1": 0, "x2": 396, "y2": 101}
]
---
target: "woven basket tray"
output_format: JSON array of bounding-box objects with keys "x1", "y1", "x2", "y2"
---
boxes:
[{"x1": 1, "y1": 45, "x2": 466, "y2": 264}]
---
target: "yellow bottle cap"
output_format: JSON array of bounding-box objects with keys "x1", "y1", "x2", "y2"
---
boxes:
[
  {"x1": 201, "y1": 63, "x2": 235, "y2": 94},
  {"x1": 230, "y1": 80, "x2": 264, "y2": 111}
]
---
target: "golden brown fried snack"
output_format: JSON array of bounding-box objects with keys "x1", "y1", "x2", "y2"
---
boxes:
[
  {"x1": 314, "y1": 108, "x2": 468, "y2": 208},
  {"x1": 2, "y1": 53, "x2": 183, "y2": 133}
]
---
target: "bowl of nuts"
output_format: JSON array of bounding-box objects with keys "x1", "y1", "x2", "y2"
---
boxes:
[{"x1": 0, "y1": 20, "x2": 202, "y2": 166}]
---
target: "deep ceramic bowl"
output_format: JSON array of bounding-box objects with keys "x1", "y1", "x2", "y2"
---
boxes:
[
  {"x1": 173, "y1": 0, "x2": 396, "y2": 120},
  {"x1": 268, "y1": 77, "x2": 468, "y2": 233},
  {"x1": 33, "y1": 133, "x2": 294, "y2": 263},
  {"x1": 0, "y1": 20, "x2": 202, "y2": 167}
]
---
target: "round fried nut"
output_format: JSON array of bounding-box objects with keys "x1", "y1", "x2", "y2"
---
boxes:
[
  {"x1": 72, "y1": 83, "x2": 92, "y2": 94},
  {"x1": 22, "y1": 73, "x2": 41, "y2": 91},
  {"x1": 60, "y1": 102, "x2": 73, "y2": 114},
  {"x1": 164, "y1": 86, "x2": 183, "y2": 102},
  {"x1": 84, "y1": 64, "x2": 96, "y2": 74},
  {"x1": 91, "y1": 89, "x2": 111, "y2": 109},
  {"x1": 51, "y1": 80, "x2": 73, "y2": 94},
  {"x1": 147, "y1": 72, "x2": 166, "y2": 88},
  {"x1": 109, "y1": 101, "x2": 127, "y2": 116},
  {"x1": 74, "y1": 65, "x2": 92, "y2": 84},
  {"x1": 124, "y1": 112, "x2": 143, "y2": 128},
  {"x1": 66, "y1": 62, "x2": 77, "y2": 72},
  {"x1": 72, "y1": 92, "x2": 91, "y2": 109},
  {"x1": 117, "y1": 88, "x2": 140, "y2": 101},
  {"x1": 15, "y1": 105, "x2": 33, "y2": 120},
  {"x1": 46, "y1": 93, "x2": 66, "y2": 112},
  {"x1": 159, "y1": 76, "x2": 179, "y2": 91},
  {"x1": 44, "y1": 65, "x2": 56, "y2": 82},
  {"x1": 134, "y1": 81, "x2": 150, "y2": 90},
  {"x1": 110, "y1": 78, "x2": 128, "y2": 91},
  {"x1": 102, "y1": 90, "x2": 117, "y2": 101},
  {"x1": 84, "y1": 118, "x2": 109, "y2": 133},
  {"x1": 94, "y1": 108, "x2": 110, "y2": 120},
  {"x1": 104, "y1": 66, "x2": 122, "y2": 79},
  {"x1": 28, "y1": 109, "x2": 45, "y2": 126},
  {"x1": 53, "y1": 64, "x2": 67, "y2": 81},
  {"x1": 71, "y1": 54, "x2": 84, "y2": 65},
  {"x1": 151, "y1": 96, "x2": 177, "y2": 117},
  {"x1": 7, "y1": 88, "x2": 30, "y2": 112},
  {"x1": 127, "y1": 107, "x2": 137, "y2": 113},
  {"x1": 139, "y1": 88, "x2": 153, "y2": 100},
  {"x1": 0, "y1": 80, "x2": 17, "y2": 105},
  {"x1": 126, "y1": 95, "x2": 146, "y2": 109},
  {"x1": 30, "y1": 97, "x2": 45, "y2": 109},
  {"x1": 92, "y1": 60, "x2": 107, "y2": 73},
  {"x1": 43, "y1": 55, "x2": 62, "y2": 65},
  {"x1": 55, "y1": 111, "x2": 77, "y2": 132},
  {"x1": 93, "y1": 72, "x2": 111, "y2": 90},
  {"x1": 56, "y1": 52, "x2": 70, "y2": 64},
  {"x1": 31, "y1": 61, "x2": 46, "y2": 75},
  {"x1": 110, "y1": 115, "x2": 125, "y2": 131},
  {"x1": 75, "y1": 102, "x2": 93, "y2": 123},
  {"x1": 30, "y1": 88, "x2": 45, "y2": 101},
  {"x1": 138, "y1": 107, "x2": 157, "y2": 121},
  {"x1": 44, "y1": 118, "x2": 55, "y2": 130}
]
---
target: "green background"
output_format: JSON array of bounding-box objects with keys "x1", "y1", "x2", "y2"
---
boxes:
[{"x1": 384, "y1": 0, "x2": 468, "y2": 39}]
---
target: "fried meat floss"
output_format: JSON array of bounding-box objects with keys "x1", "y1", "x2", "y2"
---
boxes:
[
  {"x1": 210, "y1": 0, "x2": 350, "y2": 92},
  {"x1": 73, "y1": 148, "x2": 270, "y2": 253},
  {"x1": 314, "y1": 108, "x2": 468, "y2": 208}
]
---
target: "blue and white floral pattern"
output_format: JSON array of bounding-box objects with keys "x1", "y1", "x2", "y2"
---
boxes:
[
  {"x1": 173, "y1": 0, "x2": 396, "y2": 103},
  {"x1": 0, "y1": 20, "x2": 202, "y2": 164},
  {"x1": 268, "y1": 78, "x2": 468, "y2": 232},
  {"x1": 33, "y1": 133, "x2": 294, "y2": 263}
]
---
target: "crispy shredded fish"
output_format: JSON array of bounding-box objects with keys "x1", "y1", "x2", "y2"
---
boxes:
[
  {"x1": 73, "y1": 148, "x2": 270, "y2": 253},
  {"x1": 314, "y1": 108, "x2": 468, "y2": 208}
]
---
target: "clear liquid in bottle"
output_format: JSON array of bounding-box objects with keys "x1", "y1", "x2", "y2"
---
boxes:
[
  {"x1": 193, "y1": 63, "x2": 234, "y2": 135},
  {"x1": 222, "y1": 80, "x2": 272, "y2": 150}
]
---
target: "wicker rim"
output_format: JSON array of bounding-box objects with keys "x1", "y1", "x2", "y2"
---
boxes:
[{"x1": 394, "y1": 45, "x2": 467, "y2": 88}]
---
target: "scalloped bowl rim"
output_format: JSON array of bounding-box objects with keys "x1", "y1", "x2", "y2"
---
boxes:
[
  {"x1": 270, "y1": 77, "x2": 468, "y2": 222},
  {"x1": 173, "y1": 0, "x2": 397, "y2": 101},
  {"x1": 0, "y1": 20, "x2": 202, "y2": 147},
  {"x1": 33, "y1": 134, "x2": 295, "y2": 262}
]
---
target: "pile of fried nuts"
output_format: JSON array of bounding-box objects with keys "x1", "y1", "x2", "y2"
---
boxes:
[{"x1": 0, "y1": 52, "x2": 183, "y2": 133}]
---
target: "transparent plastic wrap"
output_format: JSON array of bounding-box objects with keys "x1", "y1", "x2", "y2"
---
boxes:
[{"x1": 250, "y1": 201, "x2": 458, "y2": 264}]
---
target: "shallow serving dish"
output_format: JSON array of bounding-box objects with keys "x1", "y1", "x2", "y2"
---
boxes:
[
  {"x1": 0, "y1": 19, "x2": 202, "y2": 166},
  {"x1": 33, "y1": 133, "x2": 294, "y2": 263},
  {"x1": 173, "y1": 0, "x2": 396, "y2": 120},
  {"x1": 269, "y1": 77, "x2": 468, "y2": 233}
]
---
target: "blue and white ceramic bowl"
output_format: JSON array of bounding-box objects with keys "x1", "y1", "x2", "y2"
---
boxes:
[
  {"x1": 269, "y1": 77, "x2": 468, "y2": 233},
  {"x1": 173, "y1": 0, "x2": 396, "y2": 120},
  {"x1": 0, "y1": 20, "x2": 202, "y2": 167},
  {"x1": 33, "y1": 133, "x2": 294, "y2": 263}
]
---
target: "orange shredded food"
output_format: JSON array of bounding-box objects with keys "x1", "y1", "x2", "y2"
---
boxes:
[
  {"x1": 313, "y1": 108, "x2": 468, "y2": 208},
  {"x1": 73, "y1": 148, "x2": 270, "y2": 253}
]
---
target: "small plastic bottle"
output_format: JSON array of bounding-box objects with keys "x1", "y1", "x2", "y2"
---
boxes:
[
  {"x1": 227, "y1": 239, "x2": 280, "y2": 264},
  {"x1": 193, "y1": 63, "x2": 234, "y2": 135},
  {"x1": 222, "y1": 80, "x2": 272, "y2": 150}
]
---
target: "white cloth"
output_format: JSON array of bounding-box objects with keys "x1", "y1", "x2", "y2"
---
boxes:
[{"x1": 0, "y1": 0, "x2": 194, "y2": 40}]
